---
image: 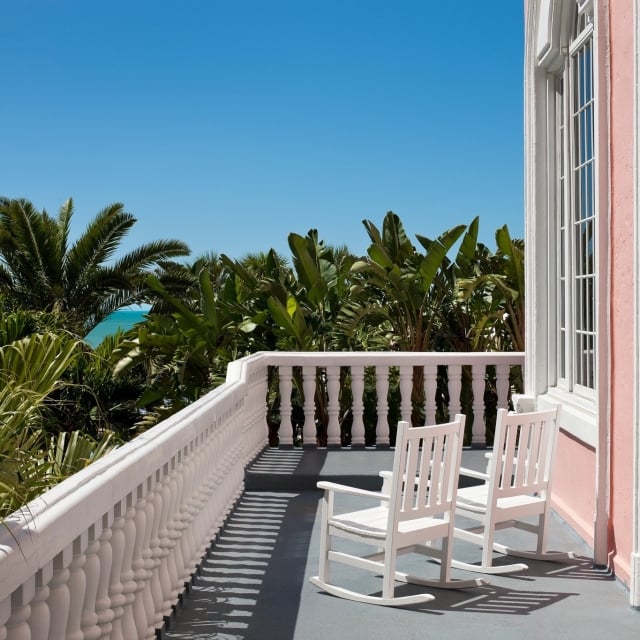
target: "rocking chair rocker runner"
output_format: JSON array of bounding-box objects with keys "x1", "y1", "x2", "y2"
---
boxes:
[
  {"x1": 309, "y1": 415, "x2": 486, "y2": 607},
  {"x1": 452, "y1": 406, "x2": 575, "y2": 574}
]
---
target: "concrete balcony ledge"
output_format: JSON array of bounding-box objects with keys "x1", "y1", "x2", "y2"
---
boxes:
[{"x1": 164, "y1": 449, "x2": 639, "y2": 640}]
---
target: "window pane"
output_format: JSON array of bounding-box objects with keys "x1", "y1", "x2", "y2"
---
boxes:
[{"x1": 566, "y1": 9, "x2": 596, "y2": 391}]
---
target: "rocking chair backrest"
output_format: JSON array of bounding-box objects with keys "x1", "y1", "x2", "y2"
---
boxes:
[
  {"x1": 488, "y1": 407, "x2": 559, "y2": 502},
  {"x1": 389, "y1": 416, "x2": 465, "y2": 526}
]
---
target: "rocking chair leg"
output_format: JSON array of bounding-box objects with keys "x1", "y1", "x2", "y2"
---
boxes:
[{"x1": 308, "y1": 577, "x2": 435, "y2": 607}]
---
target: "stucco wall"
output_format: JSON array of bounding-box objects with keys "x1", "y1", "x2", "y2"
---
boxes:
[
  {"x1": 607, "y1": 0, "x2": 636, "y2": 587},
  {"x1": 552, "y1": 430, "x2": 596, "y2": 545}
]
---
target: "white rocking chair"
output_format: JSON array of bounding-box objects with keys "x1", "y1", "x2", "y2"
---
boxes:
[
  {"x1": 452, "y1": 407, "x2": 575, "y2": 574},
  {"x1": 309, "y1": 415, "x2": 486, "y2": 607}
]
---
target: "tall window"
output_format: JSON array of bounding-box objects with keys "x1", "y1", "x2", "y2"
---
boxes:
[{"x1": 556, "y1": 1, "x2": 595, "y2": 393}]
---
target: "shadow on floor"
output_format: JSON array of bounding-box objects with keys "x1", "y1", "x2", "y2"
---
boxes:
[{"x1": 165, "y1": 491, "x2": 317, "y2": 640}]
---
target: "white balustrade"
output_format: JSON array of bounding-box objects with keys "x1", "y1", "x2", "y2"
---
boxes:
[
  {"x1": 30, "y1": 566, "x2": 52, "y2": 640},
  {"x1": 48, "y1": 548, "x2": 71, "y2": 639},
  {"x1": 66, "y1": 535, "x2": 87, "y2": 640},
  {"x1": 472, "y1": 364, "x2": 487, "y2": 446},
  {"x1": 81, "y1": 525, "x2": 102, "y2": 640},
  {"x1": 423, "y1": 366, "x2": 438, "y2": 426},
  {"x1": 326, "y1": 366, "x2": 341, "y2": 446},
  {"x1": 302, "y1": 365, "x2": 316, "y2": 445},
  {"x1": 351, "y1": 365, "x2": 365, "y2": 445},
  {"x1": 0, "y1": 351, "x2": 522, "y2": 639},
  {"x1": 277, "y1": 367, "x2": 294, "y2": 446}
]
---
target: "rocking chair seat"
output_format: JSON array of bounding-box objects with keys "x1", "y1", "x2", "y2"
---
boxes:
[
  {"x1": 331, "y1": 506, "x2": 450, "y2": 540},
  {"x1": 457, "y1": 484, "x2": 546, "y2": 514}
]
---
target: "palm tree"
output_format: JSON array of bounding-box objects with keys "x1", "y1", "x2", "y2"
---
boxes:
[
  {"x1": 0, "y1": 319, "x2": 118, "y2": 517},
  {"x1": 342, "y1": 212, "x2": 469, "y2": 353},
  {"x1": 0, "y1": 197, "x2": 190, "y2": 335},
  {"x1": 456, "y1": 224, "x2": 525, "y2": 352}
]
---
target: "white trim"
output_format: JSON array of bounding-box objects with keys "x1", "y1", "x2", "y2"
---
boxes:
[
  {"x1": 536, "y1": 0, "x2": 575, "y2": 71},
  {"x1": 525, "y1": 0, "x2": 610, "y2": 568},
  {"x1": 541, "y1": 387, "x2": 597, "y2": 447},
  {"x1": 568, "y1": 21, "x2": 593, "y2": 54},
  {"x1": 593, "y1": 0, "x2": 611, "y2": 572}
]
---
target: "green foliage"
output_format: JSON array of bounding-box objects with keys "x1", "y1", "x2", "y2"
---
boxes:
[
  {"x1": 0, "y1": 322, "x2": 119, "y2": 518},
  {"x1": 111, "y1": 264, "x2": 239, "y2": 424},
  {"x1": 345, "y1": 212, "x2": 468, "y2": 352},
  {"x1": 457, "y1": 224, "x2": 525, "y2": 352},
  {"x1": 0, "y1": 198, "x2": 190, "y2": 334},
  {"x1": 1, "y1": 201, "x2": 525, "y2": 512}
]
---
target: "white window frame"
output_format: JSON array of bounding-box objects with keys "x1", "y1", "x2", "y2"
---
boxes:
[
  {"x1": 555, "y1": 4, "x2": 596, "y2": 401},
  {"x1": 525, "y1": 0, "x2": 606, "y2": 446}
]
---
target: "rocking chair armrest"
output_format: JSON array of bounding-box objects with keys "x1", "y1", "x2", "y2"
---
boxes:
[
  {"x1": 458, "y1": 466, "x2": 489, "y2": 481},
  {"x1": 316, "y1": 481, "x2": 390, "y2": 502}
]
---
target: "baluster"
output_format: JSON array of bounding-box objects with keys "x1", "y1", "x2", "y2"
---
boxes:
[
  {"x1": 246, "y1": 369, "x2": 267, "y2": 455},
  {"x1": 496, "y1": 363, "x2": 511, "y2": 410},
  {"x1": 148, "y1": 469, "x2": 169, "y2": 627},
  {"x1": 194, "y1": 429, "x2": 210, "y2": 545},
  {"x1": 302, "y1": 365, "x2": 316, "y2": 446},
  {"x1": 216, "y1": 425, "x2": 231, "y2": 522},
  {"x1": 209, "y1": 428, "x2": 226, "y2": 535},
  {"x1": 167, "y1": 457, "x2": 186, "y2": 601},
  {"x1": 399, "y1": 365, "x2": 413, "y2": 424},
  {"x1": 48, "y1": 547, "x2": 72, "y2": 640},
  {"x1": 66, "y1": 533, "x2": 88, "y2": 640},
  {"x1": 29, "y1": 565, "x2": 53, "y2": 640},
  {"x1": 0, "y1": 595, "x2": 10, "y2": 640},
  {"x1": 157, "y1": 463, "x2": 176, "y2": 618},
  {"x1": 6, "y1": 578, "x2": 34, "y2": 640},
  {"x1": 163, "y1": 458, "x2": 181, "y2": 604},
  {"x1": 448, "y1": 364, "x2": 462, "y2": 418},
  {"x1": 180, "y1": 443, "x2": 198, "y2": 578},
  {"x1": 217, "y1": 422, "x2": 232, "y2": 519},
  {"x1": 95, "y1": 512, "x2": 115, "y2": 638},
  {"x1": 186, "y1": 435, "x2": 205, "y2": 560},
  {"x1": 203, "y1": 428, "x2": 222, "y2": 542},
  {"x1": 326, "y1": 366, "x2": 341, "y2": 447},
  {"x1": 257, "y1": 368, "x2": 270, "y2": 450},
  {"x1": 350, "y1": 366, "x2": 365, "y2": 446},
  {"x1": 227, "y1": 430, "x2": 244, "y2": 508},
  {"x1": 109, "y1": 501, "x2": 127, "y2": 640},
  {"x1": 119, "y1": 492, "x2": 142, "y2": 640},
  {"x1": 471, "y1": 364, "x2": 487, "y2": 447},
  {"x1": 375, "y1": 366, "x2": 389, "y2": 447},
  {"x1": 179, "y1": 444, "x2": 197, "y2": 581},
  {"x1": 423, "y1": 365, "x2": 438, "y2": 425},
  {"x1": 278, "y1": 367, "x2": 294, "y2": 446},
  {"x1": 139, "y1": 478, "x2": 159, "y2": 640},
  {"x1": 81, "y1": 523, "x2": 102, "y2": 640}
]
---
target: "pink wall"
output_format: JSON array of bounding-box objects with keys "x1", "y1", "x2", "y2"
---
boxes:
[
  {"x1": 552, "y1": 431, "x2": 596, "y2": 545},
  {"x1": 607, "y1": 0, "x2": 636, "y2": 587}
]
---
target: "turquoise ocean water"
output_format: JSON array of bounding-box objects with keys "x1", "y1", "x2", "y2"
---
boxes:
[{"x1": 84, "y1": 308, "x2": 147, "y2": 347}]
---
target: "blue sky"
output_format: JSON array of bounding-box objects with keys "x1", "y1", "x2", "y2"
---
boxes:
[{"x1": 1, "y1": 1, "x2": 524, "y2": 262}]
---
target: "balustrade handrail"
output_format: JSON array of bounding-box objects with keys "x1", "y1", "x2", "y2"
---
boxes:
[
  {"x1": 259, "y1": 351, "x2": 523, "y2": 365},
  {"x1": 0, "y1": 350, "x2": 523, "y2": 638}
]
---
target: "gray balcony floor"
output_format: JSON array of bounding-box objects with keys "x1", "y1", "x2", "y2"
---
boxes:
[{"x1": 164, "y1": 448, "x2": 639, "y2": 640}]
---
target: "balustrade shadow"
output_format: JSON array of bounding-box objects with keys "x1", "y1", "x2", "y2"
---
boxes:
[{"x1": 164, "y1": 490, "x2": 319, "y2": 640}]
